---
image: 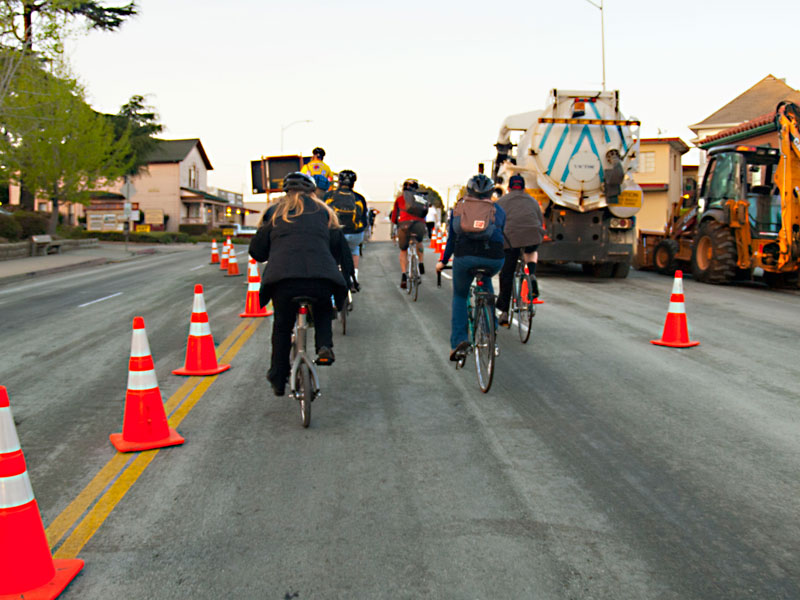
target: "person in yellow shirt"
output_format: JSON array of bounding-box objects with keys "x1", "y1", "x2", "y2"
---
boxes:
[{"x1": 301, "y1": 147, "x2": 333, "y2": 198}]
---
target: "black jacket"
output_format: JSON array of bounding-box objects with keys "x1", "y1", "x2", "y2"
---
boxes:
[{"x1": 248, "y1": 195, "x2": 355, "y2": 310}]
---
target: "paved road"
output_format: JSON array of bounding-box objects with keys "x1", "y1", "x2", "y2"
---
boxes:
[{"x1": 1, "y1": 242, "x2": 798, "y2": 599}]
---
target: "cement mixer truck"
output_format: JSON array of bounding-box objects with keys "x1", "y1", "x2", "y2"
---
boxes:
[{"x1": 493, "y1": 89, "x2": 642, "y2": 277}]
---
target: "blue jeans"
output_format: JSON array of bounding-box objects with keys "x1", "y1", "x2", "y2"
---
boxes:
[
  {"x1": 343, "y1": 231, "x2": 365, "y2": 256},
  {"x1": 450, "y1": 255, "x2": 504, "y2": 349}
]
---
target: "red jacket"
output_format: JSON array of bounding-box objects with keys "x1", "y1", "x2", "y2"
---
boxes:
[{"x1": 391, "y1": 194, "x2": 425, "y2": 223}]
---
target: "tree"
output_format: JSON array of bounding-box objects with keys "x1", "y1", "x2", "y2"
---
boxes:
[
  {"x1": 1, "y1": 1, "x2": 137, "y2": 208},
  {"x1": 107, "y1": 94, "x2": 163, "y2": 177},
  {"x1": 418, "y1": 183, "x2": 443, "y2": 209},
  {"x1": 0, "y1": 65, "x2": 131, "y2": 233}
]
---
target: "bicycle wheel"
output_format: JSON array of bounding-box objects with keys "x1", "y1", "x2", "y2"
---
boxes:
[
  {"x1": 517, "y1": 274, "x2": 533, "y2": 344},
  {"x1": 295, "y1": 363, "x2": 312, "y2": 428},
  {"x1": 474, "y1": 303, "x2": 496, "y2": 393},
  {"x1": 412, "y1": 260, "x2": 420, "y2": 302}
]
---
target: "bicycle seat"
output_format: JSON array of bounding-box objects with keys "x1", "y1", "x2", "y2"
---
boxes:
[
  {"x1": 292, "y1": 296, "x2": 316, "y2": 305},
  {"x1": 469, "y1": 267, "x2": 494, "y2": 277}
]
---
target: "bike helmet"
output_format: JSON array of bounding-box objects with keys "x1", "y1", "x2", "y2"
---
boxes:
[
  {"x1": 466, "y1": 174, "x2": 495, "y2": 198},
  {"x1": 282, "y1": 171, "x2": 316, "y2": 193},
  {"x1": 509, "y1": 174, "x2": 526, "y2": 190},
  {"x1": 312, "y1": 147, "x2": 326, "y2": 159},
  {"x1": 338, "y1": 169, "x2": 357, "y2": 187},
  {"x1": 402, "y1": 178, "x2": 419, "y2": 191}
]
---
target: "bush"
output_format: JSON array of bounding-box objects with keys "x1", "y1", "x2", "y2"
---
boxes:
[
  {"x1": 179, "y1": 224, "x2": 209, "y2": 236},
  {"x1": 0, "y1": 214, "x2": 22, "y2": 241},
  {"x1": 12, "y1": 210, "x2": 48, "y2": 238}
]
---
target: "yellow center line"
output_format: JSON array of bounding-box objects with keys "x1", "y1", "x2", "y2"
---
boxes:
[
  {"x1": 46, "y1": 317, "x2": 260, "y2": 551},
  {"x1": 51, "y1": 318, "x2": 263, "y2": 559}
]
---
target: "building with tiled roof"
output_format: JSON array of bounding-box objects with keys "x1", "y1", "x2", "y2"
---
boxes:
[{"x1": 689, "y1": 75, "x2": 800, "y2": 144}]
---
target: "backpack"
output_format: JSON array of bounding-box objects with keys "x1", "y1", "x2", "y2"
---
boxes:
[
  {"x1": 403, "y1": 190, "x2": 430, "y2": 218},
  {"x1": 327, "y1": 191, "x2": 363, "y2": 233},
  {"x1": 452, "y1": 196, "x2": 496, "y2": 240}
]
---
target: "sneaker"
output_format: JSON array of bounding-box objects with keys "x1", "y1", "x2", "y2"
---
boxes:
[
  {"x1": 400, "y1": 274, "x2": 407, "y2": 289},
  {"x1": 449, "y1": 341, "x2": 470, "y2": 362},
  {"x1": 530, "y1": 275, "x2": 539, "y2": 298},
  {"x1": 315, "y1": 346, "x2": 335, "y2": 366},
  {"x1": 418, "y1": 262, "x2": 425, "y2": 275},
  {"x1": 498, "y1": 311, "x2": 510, "y2": 328}
]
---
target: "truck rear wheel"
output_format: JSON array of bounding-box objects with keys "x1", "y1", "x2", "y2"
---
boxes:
[
  {"x1": 654, "y1": 239, "x2": 679, "y2": 275},
  {"x1": 582, "y1": 263, "x2": 615, "y2": 278},
  {"x1": 612, "y1": 260, "x2": 631, "y2": 278},
  {"x1": 691, "y1": 221, "x2": 736, "y2": 284}
]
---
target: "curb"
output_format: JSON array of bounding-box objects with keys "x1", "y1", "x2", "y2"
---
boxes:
[{"x1": 0, "y1": 250, "x2": 159, "y2": 287}]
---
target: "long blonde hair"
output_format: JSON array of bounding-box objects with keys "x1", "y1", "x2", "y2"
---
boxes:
[{"x1": 270, "y1": 190, "x2": 340, "y2": 229}]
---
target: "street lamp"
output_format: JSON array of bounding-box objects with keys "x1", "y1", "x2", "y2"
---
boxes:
[
  {"x1": 583, "y1": 0, "x2": 606, "y2": 91},
  {"x1": 280, "y1": 119, "x2": 313, "y2": 153}
]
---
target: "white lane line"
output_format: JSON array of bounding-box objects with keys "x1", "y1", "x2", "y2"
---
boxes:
[
  {"x1": 442, "y1": 272, "x2": 452, "y2": 280},
  {"x1": 78, "y1": 292, "x2": 123, "y2": 308},
  {"x1": 190, "y1": 264, "x2": 206, "y2": 271}
]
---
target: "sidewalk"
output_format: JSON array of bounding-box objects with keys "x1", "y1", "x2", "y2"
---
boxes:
[{"x1": 0, "y1": 242, "x2": 202, "y2": 286}]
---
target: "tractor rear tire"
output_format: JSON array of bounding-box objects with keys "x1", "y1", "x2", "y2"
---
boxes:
[
  {"x1": 612, "y1": 260, "x2": 631, "y2": 278},
  {"x1": 691, "y1": 221, "x2": 736, "y2": 284},
  {"x1": 654, "y1": 239, "x2": 679, "y2": 275}
]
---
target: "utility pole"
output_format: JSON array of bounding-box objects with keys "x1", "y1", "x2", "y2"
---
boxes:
[{"x1": 583, "y1": 0, "x2": 606, "y2": 91}]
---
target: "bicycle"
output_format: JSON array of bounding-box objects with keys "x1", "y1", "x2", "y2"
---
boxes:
[
  {"x1": 289, "y1": 297, "x2": 320, "y2": 428},
  {"x1": 510, "y1": 258, "x2": 537, "y2": 343},
  {"x1": 338, "y1": 288, "x2": 353, "y2": 335},
  {"x1": 438, "y1": 266, "x2": 498, "y2": 393},
  {"x1": 405, "y1": 234, "x2": 423, "y2": 302}
]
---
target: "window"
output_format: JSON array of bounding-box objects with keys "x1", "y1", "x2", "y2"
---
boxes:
[
  {"x1": 188, "y1": 164, "x2": 198, "y2": 189},
  {"x1": 704, "y1": 153, "x2": 744, "y2": 208},
  {"x1": 639, "y1": 151, "x2": 655, "y2": 173}
]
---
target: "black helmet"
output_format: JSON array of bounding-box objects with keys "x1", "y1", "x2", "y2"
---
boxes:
[
  {"x1": 509, "y1": 174, "x2": 526, "y2": 190},
  {"x1": 282, "y1": 171, "x2": 316, "y2": 192},
  {"x1": 339, "y1": 169, "x2": 357, "y2": 187},
  {"x1": 312, "y1": 147, "x2": 326, "y2": 159},
  {"x1": 402, "y1": 178, "x2": 419, "y2": 191},
  {"x1": 466, "y1": 174, "x2": 495, "y2": 198}
]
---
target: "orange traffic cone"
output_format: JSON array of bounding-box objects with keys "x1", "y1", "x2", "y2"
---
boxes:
[
  {"x1": 651, "y1": 270, "x2": 699, "y2": 348},
  {"x1": 226, "y1": 246, "x2": 242, "y2": 277},
  {"x1": 172, "y1": 284, "x2": 231, "y2": 376},
  {"x1": 0, "y1": 386, "x2": 84, "y2": 598},
  {"x1": 210, "y1": 239, "x2": 219, "y2": 264},
  {"x1": 240, "y1": 259, "x2": 270, "y2": 317},
  {"x1": 219, "y1": 241, "x2": 229, "y2": 271},
  {"x1": 429, "y1": 225, "x2": 437, "y2": 249},
  {"x1": 110, "y1": 317, "x2": 185, "y2": 452}
]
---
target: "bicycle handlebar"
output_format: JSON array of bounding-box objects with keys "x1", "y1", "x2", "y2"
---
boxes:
[{"x1": 436, "y1": 264, "x2": 452, "y2": 287}]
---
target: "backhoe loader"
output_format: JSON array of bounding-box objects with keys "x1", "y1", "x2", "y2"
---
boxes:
[{"x1": 638, "y1": 101, "x2": 800, "y2": 287}]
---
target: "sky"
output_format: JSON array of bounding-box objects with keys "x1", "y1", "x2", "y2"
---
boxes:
[{"x1": 65, "y1": 0, "x2": 800, "y2": 205}]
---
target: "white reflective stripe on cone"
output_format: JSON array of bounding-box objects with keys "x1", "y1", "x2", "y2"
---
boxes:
[
  {"x1": 0, "y1": 407, "x2": 21, "y2": 454},
  {"x1": 671, "y1": 277, "x2": 683, "y2": 295},
  {"x1": 192, "y1": 293, "x2": 208, "y2": 315},
  {"x1": 130, "y1": 327, "x2": 152, "y2": 358},
  {"x1": 0, "y1": 471, "x2": 35, "y2": 509},
  {"x1": 189, "y1": 321, "x2": 212, "y2": 337},
  {"x1": 667, "y1": 301, "x2": 686, "y2": 314},
  {"x1": 247, "y1": 282, "x2": 259, "y2": 292},
  {"x1": 127, "y1": 368, "x2": 159, "y2": 391}
]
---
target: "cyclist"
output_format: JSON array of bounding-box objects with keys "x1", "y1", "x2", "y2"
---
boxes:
[
  {"x1": 495, "y1": 174, "x2": 544, "y2": 327},
  {"x1": 324, "y1": 169, "x2": 368, "y2": 280},
  {"x1": 249, "y1": 172, "x2": 356, "y2": 396},
  {"x1": 391, "y1": 178, "x2": 428, "y2": 288},
  {"x1": 301, "y1": 147, "x2": 333, "y2": 198},
  {"x1": 435, "y1": 174, "x2": 506, "y2": 361}
]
